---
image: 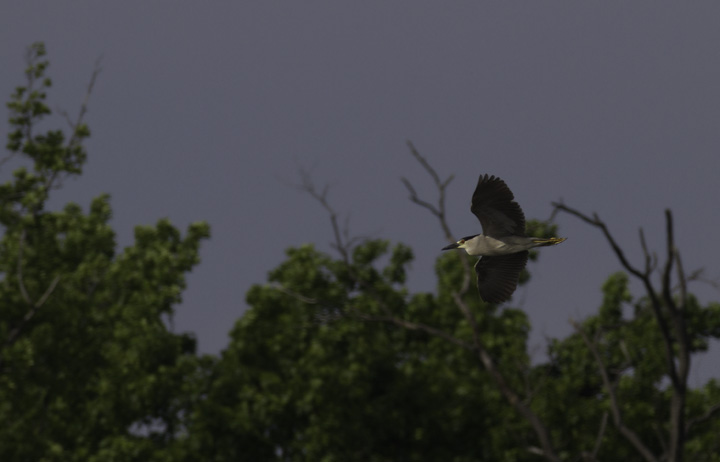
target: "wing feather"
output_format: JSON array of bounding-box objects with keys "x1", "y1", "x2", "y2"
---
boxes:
[
  {"x1": 470, "y1": 174, "x2": 526, "y2": 238},
  {"x1": 474, "y1": 251, "x2": 529, "y2": 303}
]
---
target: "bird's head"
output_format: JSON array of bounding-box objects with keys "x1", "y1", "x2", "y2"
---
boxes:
[{"x1": 441, "y1": 234, "x2": 479, "y2": 252}]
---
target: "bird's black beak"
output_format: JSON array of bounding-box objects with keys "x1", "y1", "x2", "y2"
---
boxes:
[{"x1": 441, "y1": 242, "x2": 459, "y2": 251}]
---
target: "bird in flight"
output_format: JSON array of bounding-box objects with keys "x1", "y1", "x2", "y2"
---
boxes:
[{"x1": 442, "y1": 174, "x2": 566, "y2": 303}]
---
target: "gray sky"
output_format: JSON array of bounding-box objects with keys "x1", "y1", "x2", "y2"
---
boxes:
[{"x1": 2, "y1": 2, "x2": 719, "y2": 384}]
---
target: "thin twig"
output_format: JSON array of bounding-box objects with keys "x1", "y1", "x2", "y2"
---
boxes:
[
  {"x1": 297, "y1": 168, "x2": 351, "y2": 264},
  {"x1": 66, "y1": 56, "x2": 102, "y2": 150},
  {"x1": 638, "y1": 227, "x2": 656, "y2": 275},
  {"x1": 403, "y1": 140, "x2": 455, "y2": 242},
  {"x1": 402, "y1": 143, "x2": 473, "y2": 296},
  {"x1": 682, "y1": 268, "x2": 720, "y2": 291}
]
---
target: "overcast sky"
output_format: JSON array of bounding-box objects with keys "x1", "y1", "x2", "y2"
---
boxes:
[{"x1": 2, "y1": 2, "x2": 719, "y2": 384}]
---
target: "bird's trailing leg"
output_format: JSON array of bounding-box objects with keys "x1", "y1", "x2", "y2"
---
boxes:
[{"x1": 532, "y1": 237, "x2": 567, "y2": 247}]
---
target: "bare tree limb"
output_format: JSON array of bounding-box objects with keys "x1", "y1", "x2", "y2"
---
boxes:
[
  {"x1": 64, "y1": 56, "x2": 103, "y2": 150},
  {"x1": 581, "y1": 411, "x2": 609, "y2": 461},
  {"x1": 591, "y1": 412, "x2": 609, "y2": 460},
  {"x1": 273, "y1": 283, "x2": 474, "y2": 352},
  {"x1": 570, "y1": 319, "x2": 657, "y2": 462},
  {"x1": 662, "y1": 210, "x2": 679, "y2": 316},
  {"x1": 1, "y1": 230, "x2": 62, "y2": 372},
  {"x1": 552, "y1": 203, "x2": 647, "y2": 281},
  {"x1": 638, "y1": 227, "x2": 657, "y2": 275},
  {"x1": 45, "y1": 57, "x2": 102, "y2": 194},
  {"x1": 0, "y1": 151, "x2": 19, "y2": 171},
  {"x1": 662, "y1": 210, "x2": 689, "y2": 460},
  {"x1": 4, "y1": 276, "x2": 61, "y2": 349},
  {"x1": 399, "y1": 144, "x2": 560, "y2": 460},
  {"x1": 356, "y1": 313, "x2": 475, "y2": 351},
  {"x1": 17, "y1": 230, "x2": 32, "y2": 305},
  {"x1": 297, "y1": 168, "x2": 351, "y2": 265},
  {"x1": 297, "y1": 146, "x2": 562, "y2": 460},
  {"x1": 401, "y1": 140, "x2": 455, "y2": 243},
  {"x1": 453, "y1": 291, "x2": 559, "y2": 461},
  {"x1": 552, "y1": 203, "x2": 679, "y2": 389},
  {"x1": 682, "y1": 267, "x2": 720, "y2": 291},
  {"x1": 686, "y1": 402, "x2": 720, "y2": 433},
  {"x1": 555, "y1": 203, "x2": 698, "y2": 462},
  {"x1": 401, "y1": 142, "x2": 473, "y2": 296}
]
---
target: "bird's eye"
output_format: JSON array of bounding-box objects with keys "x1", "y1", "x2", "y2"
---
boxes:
[{"x1": 459, "y1": 239, "x2": 465, "y2": 244}]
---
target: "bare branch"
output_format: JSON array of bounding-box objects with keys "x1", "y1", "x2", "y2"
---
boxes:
[
  {"x1": 406, "y1": 140, "x2": 449, "y2": 189},
  {"x1": 403, "y1": 143, "x2": 473, "y2": 296},
  {"x1": 552, "y1": 203, "x2": 679, "y2": 388},
  {"x1": 66, "y1": 56, "x2": 102, "y2": 150},
  {"x1": 675, "y1": 247, "x2": 688, "y2": 312},
  {"x1": 41, "y1": 57, "x2": 102, "y2": 194},
  {"x1": 403, "y1": 140, "x2": 456, "y2": 242},
  {"x1": 297, "y1": 168, "x2": 351, "y2": 264},
  {"x1": 591, "y1": 412, "x2": 609, "y2": 459},
  {"x1": 662, "y1": 210, "x2": 678, "y2": 315},
  {"x1": 0, "y1": 152, "x2": 20, "y2": 171},
  {"x1": 17, "y1": 230, "x2": 32, "y2": 305},
  {"x1": 298, "y1": 150, "x2": 560, "y2": 460},
  {"x1": 1, "y1": 231, "x2": 62, "y2": 373},
  {"x1": 401, "y1": 146, "x2": 558, "y2": 460},
  {"x1": 451, "y1": 290, "x2": 559, "y2": 461},
  {"x1": 4, "y1": 276, "x2": 60, "y2": 348},
  {"x1": 552, "y1": 203, "x2": 647, "y2": 280},
  {"x1": 35, "y1": 276, "x2": 61, "y2": 309},
  {"x1": 658, "y1": 211, "x2": 690, "y2": 460},
  {"x1": 272, "y1": 283, "x2": 321, "y2": 305},
  {"x1": 686, "y1": 402, "x2": 720, "y2": 433},
  {"x1": 570, "y1": 319, "x2": 657, "y2": 462},
  {"x1": 683, "y1": 267, "x2": 720, "y2": 291},
  {"x1": 556, "y1": 204, "x2": 695, "y2": 460},
  {"x1": 638, "y1": 227, "x2": 657, "y2": 275},
  {"x1": 357, "y1": 313, "x2": 475, "y2": 351},
  {"x1": 273, "y1": 283, "x2": 474, "y2": 351},
  {"x1": 400, "y1": 177, "x2": 442, "y2": 218}
]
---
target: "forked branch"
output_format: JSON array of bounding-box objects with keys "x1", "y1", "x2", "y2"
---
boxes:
[
  {"x1": 402, "y1": 144, "x2": 559, "y2": 461},
  {"x1": 554, "y1": 203, "x2": 692, "y2": 461},
  {"x1": 570, "y1": 320, "x2": 656, "y2": 462},
  {"x1": 1, "y1": 230, "x2": 62, "y2": 372}
]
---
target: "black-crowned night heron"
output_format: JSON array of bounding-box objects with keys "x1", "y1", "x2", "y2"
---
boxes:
[{"x1": 442, "y1": 174, "x2": 566, "y2": 303}]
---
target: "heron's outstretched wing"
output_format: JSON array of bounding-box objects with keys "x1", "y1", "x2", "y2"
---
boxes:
[
  {"x1": 470, "y1": 174, "x2": 526, "y2": 238},
  {"x1": 474, "y1": 251, "x2": 528, "y2": 303}
]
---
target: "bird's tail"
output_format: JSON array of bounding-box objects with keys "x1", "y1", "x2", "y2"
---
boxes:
[{"x1": 532, "y1": 237, "x2": 567, "y2": 247}]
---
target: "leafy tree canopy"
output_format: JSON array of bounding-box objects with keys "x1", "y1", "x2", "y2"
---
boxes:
[
  {"x1": 2, "y1": 43, "x2": 719, "y2": 462},
  {"x1": 0, "y1": 42, "x2": 209, "y2": 462}
]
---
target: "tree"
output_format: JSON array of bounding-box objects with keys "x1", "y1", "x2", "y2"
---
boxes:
[
  {"x1": 0, "y1": 43, "x2": 209, "y2": 461},
  {"x1": 548, "y1": 204, "x2": 720, "y2": 461},
  {"x1": 4, "y1": 42, "x2": 719, "y2": 462},
  {"x1": 184, "y1": 147, "x2": 720, "y2": 461}
]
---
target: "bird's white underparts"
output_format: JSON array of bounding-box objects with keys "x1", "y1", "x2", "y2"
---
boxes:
[{"x1": 441, "y1": 174, "x2": 566, "y2": 304}]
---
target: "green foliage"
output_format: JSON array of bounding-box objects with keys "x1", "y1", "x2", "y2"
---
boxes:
[
  {"x1": 183, "y1": 242, "x2": 533, "y2": 461},
  {"x1": 0, "y1": 43, "x2": 209, "y2": 462},
  {"x1": 3, "y1": 42, "x2": 719, "y2": 462},
  {"x1": 181, "y1": 226, "x2": 720, "y2": 459}
]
